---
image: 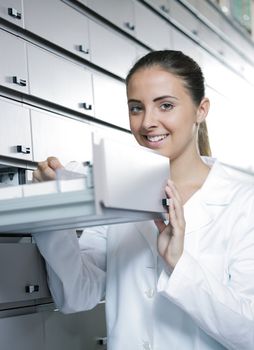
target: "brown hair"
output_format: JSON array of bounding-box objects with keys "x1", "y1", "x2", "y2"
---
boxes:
[{"x1": 126, "y1": 50, "x2": 211, "y2": 156}]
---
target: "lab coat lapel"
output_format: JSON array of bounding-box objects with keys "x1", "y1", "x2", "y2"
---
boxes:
[
  {"x1": 185, "y1": 160, "x2": 236, "y2": 234},
  {"x1": 134, "y1": 221, "x2": 158, "y2": 258}
]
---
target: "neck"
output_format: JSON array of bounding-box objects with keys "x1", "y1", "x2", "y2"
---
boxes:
[{"x1": 170, "y1": 149, "x2": 211, "y2": 204}]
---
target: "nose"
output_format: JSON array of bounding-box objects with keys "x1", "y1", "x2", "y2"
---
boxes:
[{"x1": 141, "y1": 109, "x2": 158, "y2": 131}]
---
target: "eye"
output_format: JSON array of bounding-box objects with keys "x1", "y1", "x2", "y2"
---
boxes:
[
  {"x1": 129, "y1": 105, "x2": 143, "y2": 114},
  {"x1": 160, "y1": 102, "x2": 174, "y2": 111}
]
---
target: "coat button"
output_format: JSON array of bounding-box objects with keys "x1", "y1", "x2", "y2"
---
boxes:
[
  {"x1": 145, "y1": 288, "x2": 155, "y2": 298},
  {"x1": 143, "y1": 340, "x2": 152, "y2": 350}
]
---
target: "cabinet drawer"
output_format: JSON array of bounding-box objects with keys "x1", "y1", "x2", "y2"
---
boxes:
[
  {"x1": 169, "y1": 0, "x2": 198, "y2": 36},
  {"x1": 134, "y1": 2, "x2": 171, "y2": 49},
  {"x1": 0, "y1": 98, "x2": 32, "y2": 161},
  {"x1": 0, "y1": 29, "x2": 28, "y2": 93},
  {"x1": 0, "y1": 312, "x2": 44, "y2": 350},
  {"x1": 87, "y1": 0, "x2": 135, "y2": 34},
  {"x1": 0, "y1": 0, "x2": 24, "y2": 27},
  {"x1": 0, "y1": 243, "x2": 50, "y2": 304},
  {"x1": 27, "y1": 44, "x2": 94, "y2": 116},
  {"x1": 93, "y1": 74, "x2": 129, "y2": 130},
  {"x1": 89, "y1": 20, "x2": 137, "y2": 78},
  {"x1": 31, "y1": 109, "x2": 92, "y2": 164},
  {"x1": 23, "y1": 0, "x2": 90, "y2": 60}
]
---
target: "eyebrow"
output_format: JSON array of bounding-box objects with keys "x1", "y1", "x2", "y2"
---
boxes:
[{"x1": 128, "y1": 95, "x2": 178, "y2": 104}]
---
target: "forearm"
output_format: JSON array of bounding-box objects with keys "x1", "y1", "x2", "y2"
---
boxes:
[{"x1": 33, "y1": 229, "x2": 106, "y2": 313}]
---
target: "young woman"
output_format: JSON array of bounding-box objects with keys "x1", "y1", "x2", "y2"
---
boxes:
[{"x1": 33, "y1": 50, "x2": 254, "y2": 350}]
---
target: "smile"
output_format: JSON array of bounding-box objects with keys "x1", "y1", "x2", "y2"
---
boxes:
[{"x1": 145, "y1": 134, "x2": 169, "y2": 142}]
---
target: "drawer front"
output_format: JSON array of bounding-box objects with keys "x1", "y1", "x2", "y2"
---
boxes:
[
  {"x1": 0, "y1": 0, "x2": 24, "y2": 27},
  {"x1": 0, "y1": 29, "x2": 28, "y2": 93},
  {"x1": 27, "y1": 44, "x2": 94, "y2": 116},
  {"x1": 23, "y1": 0, "x2": 90, "y2": 60},
  {"x1": 0, "y1": 243, "x2": 50, "y2": 304},
  {"x1": 0, "y1": 98, "x2": 32, "y2": 161}
]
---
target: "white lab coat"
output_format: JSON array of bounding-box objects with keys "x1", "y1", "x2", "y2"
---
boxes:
[{"x1": 34, "y1": 159, "x2": 254, "y2": 350}]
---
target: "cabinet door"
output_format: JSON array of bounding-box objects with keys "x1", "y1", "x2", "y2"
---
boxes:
[
  {"x1": 93, "y1": 74, "x2": 129, "y2": 130},
  {"x1": 134, "y1": 2, "x2": 171, "y2": 49},
  {"x1": 89, "y1": 20, "x2": 137, "y2": 78},
  {"x1": 23, "y1": 0, "x2": 90, "y2": 60},
  {"x1": 0, "y1": 98, "x2": 32, "y2": 161},
  {"x1": 196, "y1": 0, "x2": 221, "y2": 29},
  {"x1": 0, "y1": 29, "x2": 28, "y2": 93},
  {"x1": 31, "y1": 109, "x2": 92, "y2": 165},
  {"x1": 0, "y1": 312, "x2": 44, "y2": 350},
  {"x1": 169, "y1": 0, "x2": 198, "y2": 36},
  {"x1": 0, "y1": 243, "x2": 50, "y2": 304},
  {"x1": 42, "y1": 303, "x2": 106, "y2": 350},
  {"x1": 0, "y1": 0, "x2": 24, "y2": 27},
  {"x1": 143, "y1": 0, "x2": 170, "y2": 16},
  {"x1": 171, "y1": 26, "x2": 202, "y2": 65},
  {"x1": 87, "y1": 0, "x2": 135, "y2": 34},
  {"x1": 27, "y1": 44, "x2": 94, "y2": 116}
]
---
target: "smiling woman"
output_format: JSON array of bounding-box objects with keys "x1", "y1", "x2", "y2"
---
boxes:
[{"x1": 33, "y1": 50, "x2": 254, "y2": 350}]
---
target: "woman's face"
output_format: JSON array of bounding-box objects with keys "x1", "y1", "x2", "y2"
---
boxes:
[{"x1": 127, "y1": 67, "x2": 205, "y2": 160}]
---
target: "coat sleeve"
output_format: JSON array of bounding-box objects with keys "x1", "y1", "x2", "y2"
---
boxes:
[
  {"x1": 157, "y1": 221, "x2": 254, "y2": 350},
  {"x1": 33, "y1": 226, "x2": 107, "y2": 313}
]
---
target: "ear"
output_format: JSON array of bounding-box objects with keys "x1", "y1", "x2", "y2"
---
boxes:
[{"x1": 196, "y1": 97, "x2": 210, "y2": 123}]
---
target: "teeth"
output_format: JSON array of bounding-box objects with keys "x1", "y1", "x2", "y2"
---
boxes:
[{"x1": 146, "y1": 134, "x2": 168, "y2": 142}]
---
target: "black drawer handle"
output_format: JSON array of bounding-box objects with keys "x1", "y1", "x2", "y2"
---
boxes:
[
  {"x1": 78, "y1": 45, "x2": 89, "y2": 54},
  {"x1": 25, "y1": 285, "x2": 39, "y2": 294},
  {"x1": 13, "y1": 76, "x2": 27, "y2": 87},
  {"x1": 125, "y1": 22, "x2": 135, "y2": 31},
  {"x1": 160, "y1": 5, "x2": 169, "y2": 14},
  {"x1": 83, "y1": 103, "x2": 92, "y2": 111},
  {"x1": 17, "y1": 145, "x2": 31, "y2": 154},
  {"x1": 8, "y1": 8, "x2": 22, "y2": 19}
]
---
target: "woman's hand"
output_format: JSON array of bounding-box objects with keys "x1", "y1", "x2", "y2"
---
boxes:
[
  {"x1": 155, "y1": 180, "x2": 186, "y2": 270},
  {"x1": 33, "y1": 157, "x2": 63, "y2": 183}
]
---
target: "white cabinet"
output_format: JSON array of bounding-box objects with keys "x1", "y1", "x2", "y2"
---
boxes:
[
  {"x1": 143, "y1": 0, "x2": 170, "y2": 15},
  {"x1": 89, "y1": 20, "x2": 137, "y2": 78},
  {"x1": 169, "y1": 0, "x2": 198, "y2": 36},
  {"x1": 0, "y1": 243, "x2": 50, "y2": 304},
  {"x1": 134, "y1": 2, "x2": 171, "y2": 49},
  {"x1": 87, "y1": 0, "x2": 135, "y2": 34},
  {"x1": 27, "y1": 44, "x2": 94, "y2": 116},
  {"x1": 31, "y1": 109, "x2": 92, "y2": 165},
  {"x1": 0, "y1": 0, "x2": 24, "y2": 27},
  {"x1": 42, "y1": 303, "x2": 106, "y2": 350},
  {"x1": 196, "y1": 0, "x2": 221, "y2": 29},
  {"x1": 23, "y1": 0, "x2": 90, "y2": 60},
  {"x1": 93, "y1": 74, "x2": 129, "y2": 130},
  {"x1": 0, "y1": 29, "x2": 28, "y2": 94},
  {"x1": 0, "y1": 99, "x2": 32, "y2": 161},
  {"x1": 0, "y1": 312, "x2": 44, "y2": 350},
  {"x1": 171, "y1": 27, "x2": 202, "y2": 65}
]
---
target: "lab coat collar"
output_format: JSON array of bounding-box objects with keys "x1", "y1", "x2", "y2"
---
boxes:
[{"x1": 135, "y1": 158, "x2": 235, "y2": 249}]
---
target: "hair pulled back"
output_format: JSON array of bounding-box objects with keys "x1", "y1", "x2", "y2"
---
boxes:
[{"x1": 126, "y1": 50, "x2": 211, "y2": 157}]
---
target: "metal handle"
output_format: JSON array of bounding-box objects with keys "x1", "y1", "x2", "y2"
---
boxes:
[
  {"x1": 160, "y1": 5, "x2": 169, "y2": 14},
  {"x1": 13, "y1": 76, "x2": 27, "y2": 87},
  {"x1": 8, "y1": 8, "x2": 22, "y2": 19},
  {"x1": 17, "y1": 145, "x2": 31, "y2": 154},
  {"x1": 78, "y1": 45, "x2": 89, "y2": 54},
  {"x1": 125, "y1": 22, "x2": 135, "y2": 31},
  {"x1": 25, "y1": 285, "x2": 39, "y2": 294},
  {"x1": 96, "y1": 337, "x2": 107, "y2": 346},
  {"x1": 83, "y1": 103, "x2": 92, "y2": 111}
]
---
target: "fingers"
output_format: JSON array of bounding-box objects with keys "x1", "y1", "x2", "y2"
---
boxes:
[
  {"x1": 32, "y1": 157, "x2": 63, "y2": 183},
  {"x1": 165, "y1": 181, "x2": 185, "y2": 232}
]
